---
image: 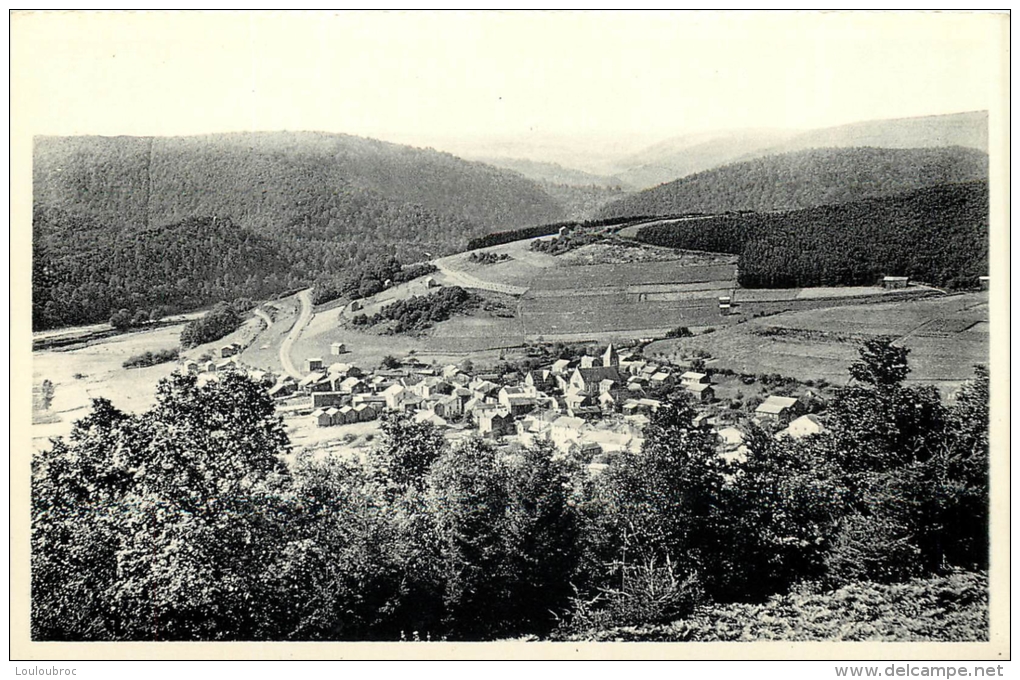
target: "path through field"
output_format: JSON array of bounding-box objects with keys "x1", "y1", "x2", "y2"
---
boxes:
[
  {"x1": 280, "y1": 289, "x2": 312, "y2": 379},
  {"x1": 433, "y1": 260, "x2": 529, "y2": 295}
]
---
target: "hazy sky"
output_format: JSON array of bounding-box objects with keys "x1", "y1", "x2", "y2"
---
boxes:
[{"x1": 12, "y1": 11, "x2": 1007, "y2": 154}]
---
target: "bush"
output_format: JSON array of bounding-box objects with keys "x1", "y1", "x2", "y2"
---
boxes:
[
  {"x1": 180, "y1": 302, "x2": 243, "y2": 349},
  {"x1": 122, "y1": 348, "x2": 180, "y2": 369}
]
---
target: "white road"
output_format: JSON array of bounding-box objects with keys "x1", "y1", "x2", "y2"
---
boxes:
[{"x1": 279, "y1": 289, "x2": 313, "y2": 379}]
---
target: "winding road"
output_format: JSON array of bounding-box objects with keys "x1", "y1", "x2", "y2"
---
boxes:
[{"x1": 280, "y1": 289, "x2": 313, "y2": 379}]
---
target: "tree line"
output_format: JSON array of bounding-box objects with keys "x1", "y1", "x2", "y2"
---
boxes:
[
  {"x1": 634, "y1": 181, "x2": 988, "y2": 290},
  {"x1": 33, "y1": 339, "x2": 988, "y2": 641}
]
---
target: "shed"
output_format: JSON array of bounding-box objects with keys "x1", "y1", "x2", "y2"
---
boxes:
[
  {"x1": 882, "y1": 276, "x2": 909, "y2": 289},
  {"x1": 331, "y1": 342, "x2": 347, "y2": 355}
]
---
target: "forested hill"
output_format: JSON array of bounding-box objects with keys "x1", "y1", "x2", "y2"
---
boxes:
[
  {"x1": 32, "y1": 132, "x2": 567, "y2": 330},
  {"x1": 632, "y1": 180, "x2": 989, "y2": 290},
  {"x1": 597, "y1": 146, "x2": 988, "y2": 219},
  {"x1": 34, "y1": 132, "x2": 565, "y2": 235}
]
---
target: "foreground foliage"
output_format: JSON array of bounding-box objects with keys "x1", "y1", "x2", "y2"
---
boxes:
[
  {"x1": 32, "y1": 340, "x2": 989, "y2": 641},
  {"x1": 563, "y1": 571, "x2": 988, "y2": 642}
]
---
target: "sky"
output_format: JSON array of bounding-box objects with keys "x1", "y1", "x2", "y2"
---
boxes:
[{"x1": 11, "y1": 11, "x2": 1008, "y2": 159}]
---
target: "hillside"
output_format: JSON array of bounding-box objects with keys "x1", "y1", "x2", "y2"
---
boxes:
[
  {"x1": 609, "y1": 111, "x2": 987, "y2": 189},
  {"x1": 473, "y1": 156, "x2": 628, "y2": 188},
  {"x1": 34, "y1": 132, "x2": 565, "y2": 235},
  {"x1": 611, "y1": 128, "x2": 798, "y2": 189},
  {"x1": 632, "y1": 180, "x2": 989, "y2": 290},
  {"x1": 763, "y1": 110, "x2": 988, "y2": 157},
  {"x1": 33, "y1": 209, "x2": 298, "y2": 330},
  {"x1": 32, "y1": 132, "x2": 568, "y2": 330},
  {"x1": 598, "y1": 146, "x2": 988, "y2": 219}
]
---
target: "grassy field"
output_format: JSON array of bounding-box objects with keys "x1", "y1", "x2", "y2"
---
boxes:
[
  {"x1": 644, "y1": 293, "x2": 989, "y2": 396},
  {"x1": 32, "y1": 323, "x2": 189, "y2": 450}
]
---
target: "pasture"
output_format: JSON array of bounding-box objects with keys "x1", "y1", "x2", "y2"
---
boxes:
[{"x1": 643, "y1": 293, "x2": 989, "y2": 396}]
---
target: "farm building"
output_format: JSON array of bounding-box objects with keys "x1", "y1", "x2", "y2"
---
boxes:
[
  {"x1": 684, "y1": 382, "x2": 715, "y2": 403},
  {"x1": 306, "y1": 357, "x2": 324, "y2": 372},
  {"x1": 350, "y1": 300, "x2": 364, "y2": 312},
  {"x1": 979, "y1": 275, "x2": 990, "y2": 290},
  {"x1": 220, "y1": 342, "x2": 242, "y2": 358},
  {"x1": 353, "y1": 403, "x2": 378, "y2": 422},
  {"x1": 755, "y1": 395, "x2": 800, "y2": 425},
  {"x1": 183, "y1": 360, "x2": 200, "y2": 374},
  {"x1": 558, "y1": 225, "x2": 570, "y2": 239},
  {"x1": 681, "y1": 371, "x2": 710, "y2": 387},
  {"x1": 881, "y1": 276, "x2": 909, "y2": 289},
  {"x1": 331, "y1": 342, "x2": 347, "y2": 355},
  {"x1": 268, "y1": 381, "x2": 297, "y2": 399},
  {"x1": 424, "y1": 276, "x2": 440, "y2": 288},
  {"x1": 312, "y1": 409, "x2": 332, "y2": 428}
]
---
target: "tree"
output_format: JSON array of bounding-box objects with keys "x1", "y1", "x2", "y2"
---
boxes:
[
  {"x1": 32, "y1": 373, "x2": 293, "y2": 640},
  {"x1": 371, "y1": 412, "x2": 447, "y2": 491},
  {"x1": 109, "y1": 308, "x2": 132, "y2": 330},
  {"x1": 849, "y1": 337, "x2": 911, "y2": 386},
  {"x1": 380, "y1": 355, "x2": 401, "y2": 370}
]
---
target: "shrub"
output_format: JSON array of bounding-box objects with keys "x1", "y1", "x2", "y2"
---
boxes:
[{"x1": 122, "y1": 348, "x2": 180, "y2": 369}]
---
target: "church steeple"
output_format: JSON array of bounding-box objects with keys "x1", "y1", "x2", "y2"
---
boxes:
[{"x1": 602, "y1": 343, "x2": 619, "y2": 367}]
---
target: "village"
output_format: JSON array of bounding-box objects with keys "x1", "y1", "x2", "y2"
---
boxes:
[{"x1": 180, "y1": 336, "x2": 828, "y2": 471}]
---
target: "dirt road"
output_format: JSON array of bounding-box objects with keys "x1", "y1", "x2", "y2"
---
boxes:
[{"x1": 280, "y1": 289, "x2": 313, "y2": 379}]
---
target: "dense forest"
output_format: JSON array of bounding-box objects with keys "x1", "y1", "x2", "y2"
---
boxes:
[
  {"x1": 32, "y1": 133, "x2": 566, "y2": 330},
  {"x1": 633, "y1": 181, "x2": 988, "y2": 289},
  {"x1": 33, "y1": 341, "x2": 988, "y2": 641},
  {"x1": 33, "y1": 211, "x2": 296, "y2": 330},
  {"x1": 598, "y1": 146, "x2": 988, "y2": 220}
]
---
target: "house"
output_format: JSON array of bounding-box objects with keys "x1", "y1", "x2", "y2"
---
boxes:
[
  {"x1": 330, "y1": 342, "x2": 347, "y2": 356},
  {"x1": 622, "y1": 398, "x2": 662, "y2": 416},
  {"x1": 312, "y1": 409, "x2": 332, "y2": 428},
  {"x1": 382, "y1": 384, "x2": 406, "y2": 411},
  {"x1": 432, "y1": 394, "x2": 463, "y2": 419},
  {"x1": 327, "y1": 362, "x2": 362, "y2": 379},
  {"x1": 780, "y1": 414, "x2": 826, "y2": 440},
  {"x1": 584, "y1": 429, "x2": 632, "y2": 454},
  {"x1": 498, "y1": 387, "x2": 536, "y2": 416},
  {"x1": 602, "y1": 343, "x2": 620, "y2": 367},
  {"x1": 470, "y1": 379, "x2": 500, "y2": 400},
  {"x1": 350, "y1": 300, "x2": 364, "y2": 312},
  {"x1": 353, "y1": 403, "x2": 378, "y2": 422},
  {"x1": 441, "y1": 364, "x2": 463, "y2": 379},
  {"x1": 650, "y1": 371, "x2": 675, "y2": 389},
  {"x1": 580, "y1": 355, "x2": 597, "y2": 369},
  {"x1": 979, "y1": 275, "x2": 990, "y2": 290},
  {"x1": 477, "y1": 408, "x2": 513, "y2": 437},
  {"x1": 337, "y1": 376, "x2": 369, "y2": 395},
  {"x1": 680, "y1": 371, "x2": 710, "y2": 387},
  {"x1": 220, "y1": 342, "x2": 241, "y2": 358},
  {"x1": 306, "y1": 357, "x2": 324, "y2": 372},
  {"x1": 551, "y1": 359, "x2": 572, "y2": 375},
  {"x1": 685, "y1": 382, "x2": 715, "y2": 403},
  {"x1": 268, "y1": 381, "x2": 297, "y2": 399},
  {"x1": 598, "y1": 391, "x2": 618, "y2": 412},
  {"x1": 755, "y1": 395, "x2": 800, "y2": 425},
  {"x1": 881, "y1": 276, "x2": 909, "y2": 289},
  {"x1": 216, "y1": 358, "x2": 239, "y2": 372},
  {"x1": 524, "y1": 369, "x2": 555, "y2": 393},
  {"x1": 183, "y1": 360, "x2": 200, "y2": 374},
  {"x1": 401, "y1": 394, "x2": 424, "y2": 412},
  {"x1": 424, "y1": 276, "x2": 440, "y2": 288}
]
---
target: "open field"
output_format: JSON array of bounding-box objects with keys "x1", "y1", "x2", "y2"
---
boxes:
[
  {"x1": 644, "y1": 293, "x2": 989, "y2": 397},
  {"x1": 32, "y1": 323, "x2": 189, "y2": 450}
]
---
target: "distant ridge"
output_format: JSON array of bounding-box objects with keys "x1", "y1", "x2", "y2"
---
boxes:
[
  {"x1": 598, "y1": 145, "x2": 989, "y2": 219},
  {"x1": 608, "y1": 111, "x2": 988, "y2": 189}
]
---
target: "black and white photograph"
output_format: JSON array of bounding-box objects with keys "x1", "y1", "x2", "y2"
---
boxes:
[{"x1": 12, "y1": 9, "x2": 1009, "y2": 665}]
